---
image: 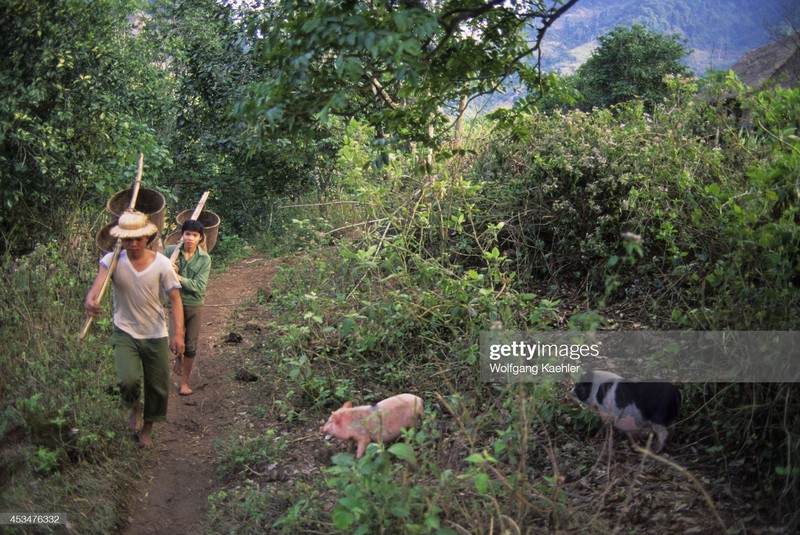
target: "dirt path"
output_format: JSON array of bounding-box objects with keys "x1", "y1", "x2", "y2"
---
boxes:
[{"x1": 121, "y1": 255, "x2": 280, "y2": 535}]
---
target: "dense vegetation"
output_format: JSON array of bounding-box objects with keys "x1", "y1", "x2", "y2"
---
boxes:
[{"x1": 1, "y1": 0, "x2": 799, "y2": 533}]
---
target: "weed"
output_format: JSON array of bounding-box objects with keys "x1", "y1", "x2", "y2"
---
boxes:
[
  {"x1": 213, "y1": 427, "x2": 287, "y2": 477},
  {"x1": 325, "y1": 445, "x2": 447, "y2": 534}
]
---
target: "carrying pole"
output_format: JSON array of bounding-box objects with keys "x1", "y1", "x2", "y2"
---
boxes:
[
  {"x1": 169, "y1": 191, "x2": 210, "y2": 263},
  {"x1": 80, "y1": 153, "x2": 145, "y2": 340}
]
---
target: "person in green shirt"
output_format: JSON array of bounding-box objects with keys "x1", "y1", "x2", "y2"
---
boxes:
[{"x1": 164, "y1": 219, "x2": 211, "y2": 395}]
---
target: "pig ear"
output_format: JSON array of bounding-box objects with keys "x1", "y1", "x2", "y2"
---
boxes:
[
  {"x1": 332, "y1": 412, "x2": 343, "y2": 424},
  {"x1": 342, "y1": 401, "x2": 353, "y2": 409}
]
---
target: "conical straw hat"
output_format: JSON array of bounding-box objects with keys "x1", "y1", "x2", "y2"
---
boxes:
[{"x1": 110, "y1": 210, "x2": 158, "y2": 239}]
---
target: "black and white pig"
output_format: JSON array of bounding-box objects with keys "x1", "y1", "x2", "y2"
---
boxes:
[{"x1": 573, "y1": 370, "x2": 681, "y2": 453}]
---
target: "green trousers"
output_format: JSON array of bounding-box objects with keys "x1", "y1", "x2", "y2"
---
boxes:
[{"x1": 110, "y1": 328, "x2": 170, "y2": 422}]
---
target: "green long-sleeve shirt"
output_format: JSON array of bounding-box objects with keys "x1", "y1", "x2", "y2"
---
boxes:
[{"x1": 163, "y1": 245, "x2": 211, "y2": 306}]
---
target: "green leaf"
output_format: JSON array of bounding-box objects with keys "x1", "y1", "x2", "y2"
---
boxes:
[
  {"x1": 331, "y1": 452, "x2": 356, "y2": 467},
  {"x1": 332, "y1": 508, "x2": 355, "y2": 529},
  {"x1": 465, "y1": 451, "x2": 496, "y2": 464},
  {"x1": 341, "y1": 317, "x2": 355, "y2": 337},
  {"x1": 391, "y1": 503, "x2": 410, "y2": 518},
  {"x1": 474, "y1": 472, "x2": 490, "y2": 494},
  {"x1": 388, "y1": 442, "x2": 416, "y2": 464}
]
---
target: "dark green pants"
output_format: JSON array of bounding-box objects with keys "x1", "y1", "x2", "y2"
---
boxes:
[{"x1": 110, "y1": 328, "x2": 170, "y2": 422}]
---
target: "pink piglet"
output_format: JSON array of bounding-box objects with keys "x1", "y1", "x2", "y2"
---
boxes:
[{"x1": 320, "y1": 393, "x2": 424, "y2": 458}]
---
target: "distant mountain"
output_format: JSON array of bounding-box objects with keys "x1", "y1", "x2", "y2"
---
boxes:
[
  {"x1": 540, "y1": 0, "x2": 790, "y2": 75},
  {"x1": 730, "y1": 34, "x2": 800, "y2": 88}
]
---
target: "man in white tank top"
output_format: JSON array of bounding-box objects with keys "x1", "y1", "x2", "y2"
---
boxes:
[{"x1": 85, "y1": 210, "x2": 185, "y2": 448}]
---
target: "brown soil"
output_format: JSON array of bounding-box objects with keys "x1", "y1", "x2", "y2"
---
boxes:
[{"x1": 120, "y1": 255, "x2": 280, "y2": 535}]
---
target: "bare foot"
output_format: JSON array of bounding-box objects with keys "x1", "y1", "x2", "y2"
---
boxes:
[
  {"x1": 138, "y1": 422, "x2": 154, "y2": 448},
  {"x1": 128, "y1": 402, "x2": 143, "y2": 433},
  {"x1": 179, "y1": 385, "x2": 193, "y2": 396}
]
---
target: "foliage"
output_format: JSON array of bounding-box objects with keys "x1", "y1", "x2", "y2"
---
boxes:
[
  {"x1": 143, "y1": 0, "x2": 338, "y2": 238},
  {"x1": 0, "y1": 0, "x2": 175, "y2": 255},
  {"x1": 475, "y1": 73, "x2": 800, "y2": 330},
  {"x1": 574, "y1": 24, "x2": 693, "y2": 110},
  {"x1": 477, "y1": 100, "x2": 729, "y2": 301},
  {"x1": 209, "y1": 233, "x2": 254, "y2": 268},
  {"x1": 208, "y1": 480, "x2": 325, "y2": 534},
  {"x1": 324, "y1": 447, "x2": 447, "y2": 535},
  {"x1": 213, "y1": 428, "x2": 287, "y2": 477},
  {"x1": 2, "y1": 3, "x2": 800, "y2": 533},
  {"x1": 699, "y1": 84, "x2": 800, "y2": 328},
  {"x1": 235, "y1": 0, "x2": 580, "y2": 145},
  {"x1": 684, "y1": 383, "x2": 800, "y2": 508}
]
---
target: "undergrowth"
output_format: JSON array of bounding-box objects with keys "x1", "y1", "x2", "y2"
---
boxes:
[
  {"x1": 204, "y1": 81, "x2": 799, "y2": 534},
  {"x1": 1, "y1": 77, "x2": 798, "y2": 534},
  {"x1": 0, "y1": 239, "x2": 142, "y2": 533}
]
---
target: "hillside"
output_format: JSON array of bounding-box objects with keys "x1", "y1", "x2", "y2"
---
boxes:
[{"x1": 541, "y1": 0, "x2": 789, "y2": 74}]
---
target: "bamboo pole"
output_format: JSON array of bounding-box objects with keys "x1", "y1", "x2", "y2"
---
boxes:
[
  {"x1": 168, "y1": 191, "x2": 210, "y2": 263},
  {"x1": 80, "y1": 153, "x2": 144, "y2": 340}
]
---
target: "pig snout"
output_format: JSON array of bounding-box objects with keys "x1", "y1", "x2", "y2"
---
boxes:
[{"x1": 320, "y1": 415, "x2": 339, "y2": 440}]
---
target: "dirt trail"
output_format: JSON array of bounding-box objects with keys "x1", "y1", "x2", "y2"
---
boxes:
[{"x1": 121, "y1": 255, "x2": 280, "y2": 535}]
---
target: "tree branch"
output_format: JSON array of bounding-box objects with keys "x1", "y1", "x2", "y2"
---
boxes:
[{"x1": 368, "y1": 73, "x2": 400, "y2": 109}]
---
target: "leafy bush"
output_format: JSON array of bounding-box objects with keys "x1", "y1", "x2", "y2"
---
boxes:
[
  {"x1": 574, "y1": 24, "x2": 693, "y2": 110},
  {"x1": 698, "y1": 86, "x2": 800, "y2": 328},
  {"x1": 473, "y1": 79, "x2": 800, "y2": 331},
  {"x1": 475, "y1": 102, "x2": 727, "y2": 295},
  {"x1": 325, "y1": 446, "x2": 446, "y2": 535},
  {"x1": 0, "y1": 0, "x2": 176, "y2": 255}
]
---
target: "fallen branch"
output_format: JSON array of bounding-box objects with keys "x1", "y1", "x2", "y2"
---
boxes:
[
  {"x1": 323, "y1": 218, "x2": 388, "y2": 236},
  {"x1": 287, "y1": 433, "x2": 319, "y2": 444},
  {"x1": 277, "y1": 200, "x2": 364, "y2": 209}
]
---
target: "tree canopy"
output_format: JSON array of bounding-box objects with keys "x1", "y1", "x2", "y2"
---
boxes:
[
  {"x1": 0, "y1": 0, "x2": 174, "y2": 253},
  {"x1": 574, "y1": 23, "x2": 693, "y2": 110},
  {"x1": 144, "y1": 0, "x2": 335, "y2": 231},
  {"x1": 235, "y1": 0, "x2": 580, "y2": 146}
]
